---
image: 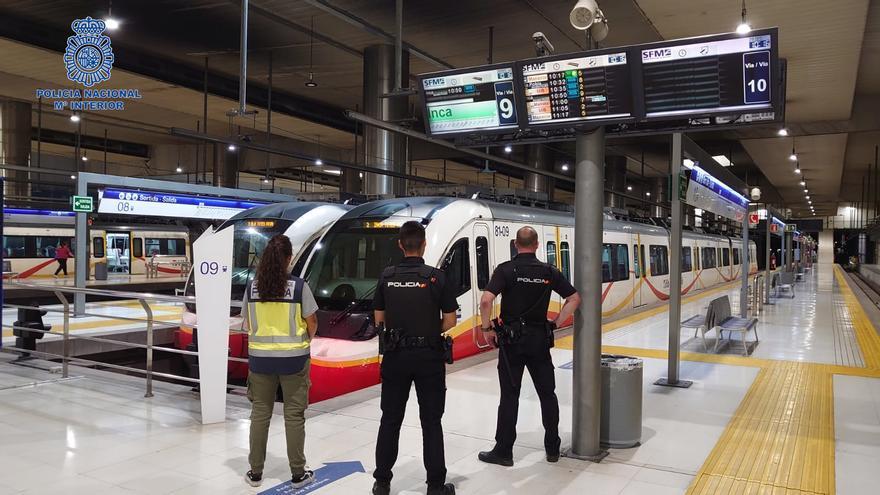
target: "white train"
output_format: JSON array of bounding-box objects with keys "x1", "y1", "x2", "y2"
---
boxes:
[
  {"x1": 2, "y1": 209, "x2": 189, "y2": 278},
  {"x1": 303, "y1": 197, "x2": 758, "y2": 360}
]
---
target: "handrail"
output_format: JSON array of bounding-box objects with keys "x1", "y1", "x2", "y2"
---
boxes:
[{"x1": 7, "y1": 280, "x2": 242, "y2": 308}]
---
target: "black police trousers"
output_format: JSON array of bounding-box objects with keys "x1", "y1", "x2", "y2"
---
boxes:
[
  {"x1": 494, "y1": 332, "x2": 560, "y2": 457},
  {"x1": 374, "y1": 347, "x2": 447, "y2": 488}
]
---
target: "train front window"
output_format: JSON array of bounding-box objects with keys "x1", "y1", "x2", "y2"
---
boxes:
[{"x1": 305, "y1": 219, "x2": 405, "y2": 309}]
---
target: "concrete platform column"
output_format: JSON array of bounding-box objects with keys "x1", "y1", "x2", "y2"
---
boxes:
[
  {"x1": 524, "y1": 145, "x2": 554, "y2": 201},
  {"x1": 363, "y1": 44, "x2": 408, "y2": 196},
  {"x1": 604, "y1": 155, "x2": 626, "y2": 208},
  {"x1": 212, "y1": 143, "x2": 239, "y2": 188},
  {"x1": 0, "y1": 99, "x2": 32, "y2": 199}
]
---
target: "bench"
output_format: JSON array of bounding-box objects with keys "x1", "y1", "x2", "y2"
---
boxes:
[
  {"x1": 795, "y1": 265, "x2": 805, "y2": 281},
  {"x1": 773, "y1": 271, "x2": 795, "y2": 298},
  {"x1": 707, "y1": 295, "x2": 759, "y2": 356},
  {"x1": 681, "y1": 313, "x2": 714, "y2": 352}
]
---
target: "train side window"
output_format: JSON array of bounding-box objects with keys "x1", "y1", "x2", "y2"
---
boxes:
[
  {"x1": 3, "y1": 236, "x2": 26, "y2": 258},
  {"x1": 509, "y1": 240, "x2": 517, "y2": 260},
  {"x1": 132, "y1": 238, "x2": 143, "y2": 259},
  {"x1": 694, "y1": 247, "x2": 700, "y2": 270},
  {"x1": 92, "y1": 237, "x2": 105, "y2": 258},
  {"x1": 633, "y1": 245, "x2": 640, "y2": 278},
  {"x1": 602, "y1": 244, "x2": 612, "y2": 283},
  {"x1": 560, "y1": 242, "x2": 571, "y2": 281},
  {"x1": 476, "y1": 236, "x2": 490, "y2": 290},
  {"x1": 682, "y1": 247, "x2": 692, "y2": 272},
  {"x1": 546, "y1": 241, "x2": 557, "y2": 268},
  {"x1": 649, "y1": 245, "x2": 669, "y2": 276},
  {"x1": 733, "y1": 248, "x2": 740, "y2": 265},
  {"x1": 722, "y1": 248, "x2": 730, "y2": 267},
  {"x1": 615, "y1": 244, "x2": 629, "y2": 281},
  {"x1": 701, "y1": 247, "x2": 716, "y2": 268},
  {"x1": 441, "y1": 238, "x2": 471, "y2": 298}
]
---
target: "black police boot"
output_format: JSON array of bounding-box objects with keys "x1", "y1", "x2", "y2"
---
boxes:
[
  {"x1": 371, "y1": 481, "x2": 390, "y2": 495},
  {"x1": 478, "y1": 450, "x2": 514, "y2": 467},
  {"x1": 426, "y1": 483, "x2": 455, "y2": 495},
  {"x1": 547, "y1": 438, "x2": 561, "y2": 463}
]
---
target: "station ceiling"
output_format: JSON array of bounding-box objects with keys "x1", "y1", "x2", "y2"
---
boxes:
[{"x1": 0, "y1": 0, "x2": 877, "y2": 218}]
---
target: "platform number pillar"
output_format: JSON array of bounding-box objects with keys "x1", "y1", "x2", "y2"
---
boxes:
[{"x1": 193, "y1": 225, "x2": 235, "y2": 424}]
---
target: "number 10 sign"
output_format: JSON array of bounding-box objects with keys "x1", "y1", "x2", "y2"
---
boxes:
[{"x1": 743, "y1": 51, "x2": 771, "y2": 105}]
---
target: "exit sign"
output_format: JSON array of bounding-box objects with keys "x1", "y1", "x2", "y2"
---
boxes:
[{"x1": 72, "y1": 195, "x2": 93, "y2": 213}]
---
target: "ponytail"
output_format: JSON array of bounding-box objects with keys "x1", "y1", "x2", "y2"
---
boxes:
[{"x1": 256, "y1": 234, "x2": 293, "y2": 298}]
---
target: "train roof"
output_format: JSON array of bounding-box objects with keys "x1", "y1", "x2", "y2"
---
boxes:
[{"x1": 222, "y1": 201, "x2": 351, "y2": 226}]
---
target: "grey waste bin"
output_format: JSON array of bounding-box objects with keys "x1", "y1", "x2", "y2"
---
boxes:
[
  {"x1": 94, "y1": 262, "x2": 108, "y2": 281},
  {"x1": 600, "y1": 354, "x2": 643, "y2": 448}
]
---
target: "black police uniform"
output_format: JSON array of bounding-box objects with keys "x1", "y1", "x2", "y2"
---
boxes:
[
  {"x1": 484, "y1": 252, "x2": 576, "y2": 459},
  {"x1": 372, "y1": 256, "x2": 458, "y2": 490}
]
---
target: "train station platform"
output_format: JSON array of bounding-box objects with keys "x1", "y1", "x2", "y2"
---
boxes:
[{"x1": 1, "y1": 264, "x2": 879, "y2": 495}]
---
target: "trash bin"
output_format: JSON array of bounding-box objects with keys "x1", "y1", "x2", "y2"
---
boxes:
[
  {"x1": 600, "y1": 354, "x2": 643, "y2": 448},
  {"x1": 94, "y1": 262, "x2": 108, "y2": 281}
]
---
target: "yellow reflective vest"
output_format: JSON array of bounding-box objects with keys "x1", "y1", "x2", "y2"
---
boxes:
[{"x1": 244, "y1": 277, "x2": 311, "y2": 358}]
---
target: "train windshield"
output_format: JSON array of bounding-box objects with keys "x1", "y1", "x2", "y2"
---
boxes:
[
  {"x1": 304, "y1": 218, "x2": 407, "y2": 309},
  {"x1": 184, "y1": 218, "x2": 292, "y2": 313}
]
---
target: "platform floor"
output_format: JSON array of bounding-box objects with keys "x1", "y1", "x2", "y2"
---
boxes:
[{"x1": 1, "y1": 264, "x2": 879, "y2": 495}]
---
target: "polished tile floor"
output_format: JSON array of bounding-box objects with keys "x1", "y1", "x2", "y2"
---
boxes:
[{"x1": 1, "y1": 266, "x2": 879, "y2": 494}]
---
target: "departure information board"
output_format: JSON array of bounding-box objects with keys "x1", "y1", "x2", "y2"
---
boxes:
[
  {"x1": 519, "y1": 51, "x2": 633, "y2": 127},
  {"x1": 420, "y1": 66, "x2": 518, "y2": 136},
  {"x1": 641, "y1": 32, "x2": 777, "y2": 118}
]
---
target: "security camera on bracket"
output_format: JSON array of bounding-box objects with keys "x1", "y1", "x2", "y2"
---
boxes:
[{"x1": 532, "y1": 32, "x2": 555, "y2": 57}]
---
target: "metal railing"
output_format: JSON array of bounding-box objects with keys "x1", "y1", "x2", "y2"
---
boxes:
[
  {"x1": 750, "y1": 273, "x2": 764, "y2": 316},
  {"x1": 1, "y1": 281, "x2": 244, "y2": 398}
]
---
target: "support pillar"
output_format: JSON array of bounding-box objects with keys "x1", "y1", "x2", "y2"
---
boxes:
[
  {"x1": 0, "y1": 99, "x2": 32, "y2": 199},
  {"x1": 740, "y1": 213, "x2": 750, "y2": 317},
  {"x1": 650, "y1": 176, "x2": 668, "y2": 219},
  {"x1": 764, "y1": 215, "x2": 772, "y2": 304},
  {"x1": 340, "y1": 169, "x2": 361, "y2": 196},
  {"x1": 656, "y1": 133, "x2": 691, "y2": 388},
  {"x1": 524, "y1": 145, "x2": 554, "y2": 201},
  {"x1": 570, "y1": 127, "x2": 606, "y2": 461},
  {"x1": 213, "y1": 143, "x2": 239, "y2": 188},
  {"x1": 363, "y1": 44, "x2": 408, "y2": 196},
  {"x1": 603, "y1": 155, "x2": 626, "y2": 208}
]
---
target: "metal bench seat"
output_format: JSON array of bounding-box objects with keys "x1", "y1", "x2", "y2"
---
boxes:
[
  {"x1": 707, "y1": 296, "x2": 759, "y2": 355},
  {"x1": 681, "y1": 314, "x2": 714, "y2": 352}
]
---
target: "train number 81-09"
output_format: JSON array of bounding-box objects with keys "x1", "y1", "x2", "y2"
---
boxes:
[{"x1": 494, "y1": 225, "x2": 510, "y2": 237}]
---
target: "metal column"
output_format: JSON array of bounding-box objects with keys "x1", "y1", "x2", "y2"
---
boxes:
[
  {"x1": 362, "y1": 44, "x2": 408, "y2": 196},
  {"x1": 0, "y1": 100, "x2": 32, "y2": 199},
  {"x1": 604, "y1": 155, "x2": 627, "y2": 208},
  {"x1": 740, "y1": 213, "x2": 749, "y2": 317},
  {"x1": 74, "y1": 176, "x2": 88, "y2": 315},
  {"x1": 524, "y1": 145, "x2": 554, "y2": 201},
  {"x1": 656, "y1": 133, "x2": 691, "y2": 388},
  {"x1": 764, "y1": 214, "x2": 772, "y2": 304},
  {"x1": 570, "y1": 127, "x2": 607, "y2": 461}
]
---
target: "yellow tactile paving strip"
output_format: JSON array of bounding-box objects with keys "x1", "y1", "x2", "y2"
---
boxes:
[
  {"x1": 557, "y1": 266, "x2": 880, "y2": 495},
  {"x1": 833, "y1": 265, "x2": 880, "y2": 370}
]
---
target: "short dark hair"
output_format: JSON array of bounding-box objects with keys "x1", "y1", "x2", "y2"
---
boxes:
[
  {"x1": 399, "y1": 221, "x2": 426, "y2": 252},
  {"x1": 516, "y1": 226, "x2": 538, "y2": 248}
]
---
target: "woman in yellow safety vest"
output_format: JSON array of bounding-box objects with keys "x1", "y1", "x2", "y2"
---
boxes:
[{"x1": 242, "y1": 234, "x2": 318, "y2": 490}]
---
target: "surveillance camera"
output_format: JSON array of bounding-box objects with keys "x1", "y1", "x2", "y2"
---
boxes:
[
  {"x1": 532, "y1": 31, "x2": 555, "y2": 57},
  {"x1": 570, "y1": 0, "x2": 599, "y2": 30}
]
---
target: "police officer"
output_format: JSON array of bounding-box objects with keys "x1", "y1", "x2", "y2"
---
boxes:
[
  {"x1": 372, "y1": 221, "x2": 458, "y2": 495},
  {"x1": 477, "y1": 226, "x2": 581, "y2": 467}
]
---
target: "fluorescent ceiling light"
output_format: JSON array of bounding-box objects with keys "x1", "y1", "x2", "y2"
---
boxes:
[
  {"x1": 683, "y1": 158, "x2": 695, "y2": 169},
  {"x1": 712, "y1": 155, "x2": 733, "y2": 167},
  {"x1": 323, "y1": 168, "x2": 342, "y2": 175},
  {"x1": 777, "y1": 128, "x2": 788, "y2": 136}
]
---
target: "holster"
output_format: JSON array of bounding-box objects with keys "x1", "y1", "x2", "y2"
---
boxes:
[
  {"x1": 377, "y1": 325, "x2": 401, "y2": 355},
  {"x1": 442, "y1": 335, "x2": 454, "y2": 365}
]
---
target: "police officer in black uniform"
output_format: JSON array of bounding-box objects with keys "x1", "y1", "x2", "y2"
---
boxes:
[
  {"x1": 477, "y1": 226, "x2": 581, "y2": 467},
  {"x1": 371, "y1": 221, "x2": 458, "y2": 495}
]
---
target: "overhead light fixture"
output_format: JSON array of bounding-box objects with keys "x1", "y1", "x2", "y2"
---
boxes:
[
  {"x1": 314, "y1": 158, "x2": 323, "y2": 166},
  {"x1": 794, "y1": 165, "x2": 801, "y2": 174},
  {"x1": 626, "y1": 185, "x2": 633, "y2": 191},
  {"x1": 561, "y1": 163, "x2": 569, "y2": 171},
  {"x1": 504, "y1": 145, "x2": 512, "y2": 153},
  {"x1": 70, "y1": 175, "x2": 76, "y2": 180},
  {"x1": 683, "y1": 158, "x2": 695, "y2": 169},
  {"x1": 324, "y1": 168, "x2": 342, "y2": 175},
  {"x1": 227, "y1": 143, "x2": 237, "y2": 151},
  {"x1": 806, "y1": 195, "x2": 811, "y2": 200},
  {"x1": 736, "y1": 0, "x2": 751, "y2": 34},
  {"x1": 789, "y1": 139, "x2": 797, "y2": 161},
  {"x1": 70, "y1": 113, "x2": 81, "y2": 123},
  {"x1": 778, "y1": 128, "x2": 788, "y2": 137},
  {"x1": 645, "y1": 191, "x2": 651, "y2": 197},
  {"x1": 305, "y1": 16, "x2": 318, "y2": 88},
  {"x1": 105, "y1": 1, "x2": 120, "y2": 30},
  {"x1": 712, "y1": 154, "x2": 733, "y2": 167},
  {"x1": 804, "y1": 188, "x2": 808, "y2": 193},
  {"x1": 81, "y1": 154, "x2": 88, "y2": 162},
  {"x1": 358, "y1": 172, "x2": 364, "y2": 178},
  {"x1": 175, "y1": 166, "x2": 183, "y2": 173},
  {"x1": 799, "y1": 180, "x2": 806, "y2": 186},
  {"x1": 262, "y1": 177, "x2": 270, "y2": 184}
]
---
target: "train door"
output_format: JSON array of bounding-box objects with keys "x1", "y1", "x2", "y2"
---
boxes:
[
  {"x1": 632, "y1": 235, "x2": 646, "y2": 309},
  {"x1": 472, "y1": 223, "x2": 493, "y2": 349},
  {"x1": 106, "y1": 232, "x2": 130, "y2": 273}
]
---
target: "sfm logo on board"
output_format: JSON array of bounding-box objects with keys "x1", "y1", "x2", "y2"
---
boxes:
[
  {"x1": 642, "y1": 48, "x2": 672, "y2": 62},
  {"x1": 63, "y1": 17, "x2": 115, "y2": 87}
]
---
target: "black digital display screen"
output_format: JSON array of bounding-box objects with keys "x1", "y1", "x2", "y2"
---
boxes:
[
  {"x1": 518, "y1": 51, "x2": 634, "y2": 127},
  {"x1": 641, "y1": 32, "x2": 776, "y2": 118},
  {"x1": 419, "y1": 66, "x2": 519, "y2": 136}
]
